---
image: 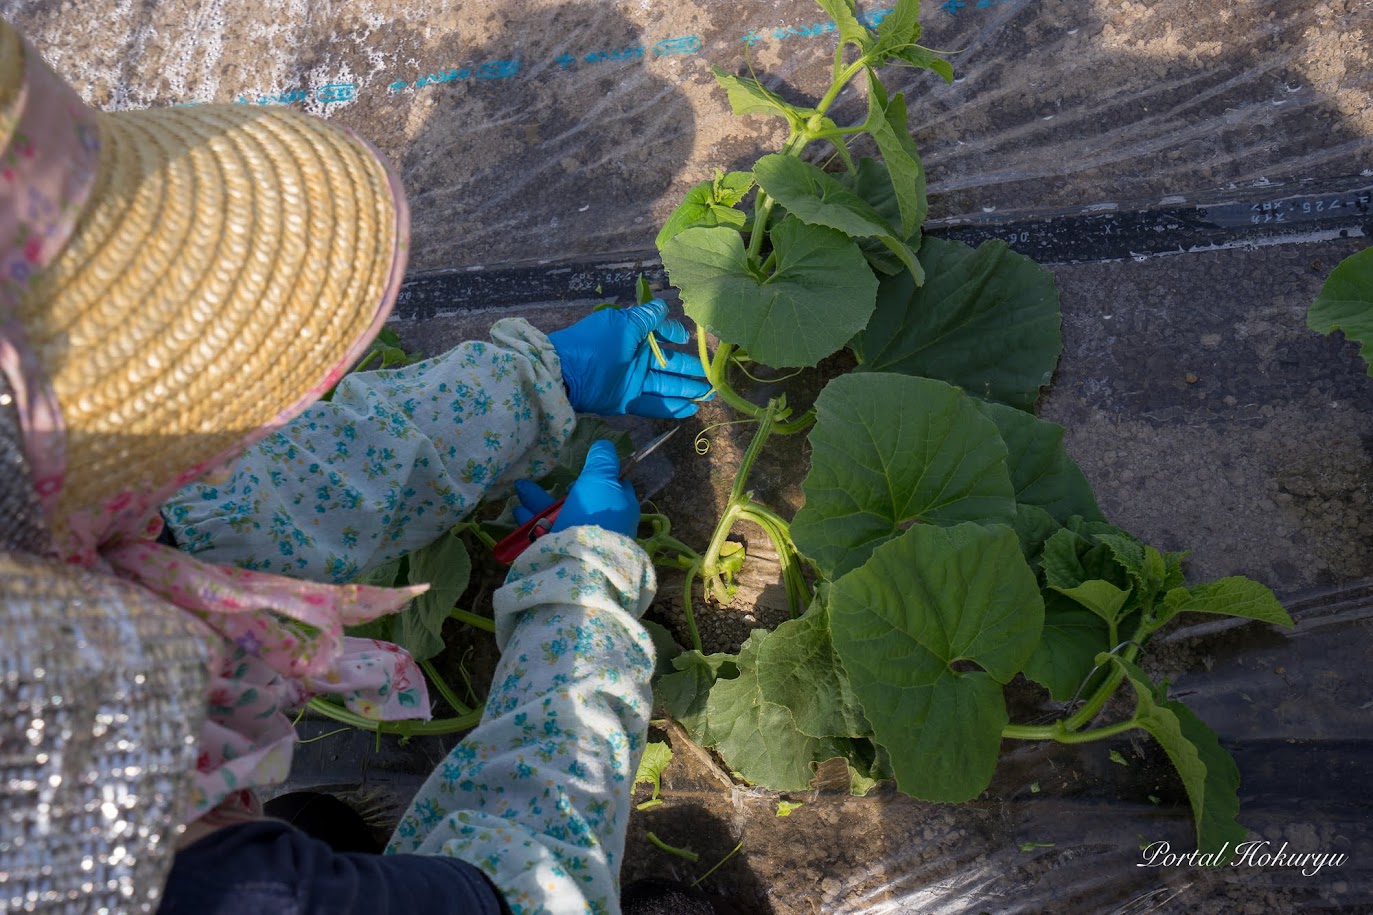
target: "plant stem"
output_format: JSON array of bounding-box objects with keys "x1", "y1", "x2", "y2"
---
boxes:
[
  {"x1": 647, "y1": 832, "x2": 700, "y2": 862},
  {"x1": 746, "y1": 193, "x2": 775, "y2": 261},
  {"x1": 681, "y1": 563, "x2": 704, "y2": 653},
  {"x1": 419, "y1": 658, "x2": 473, "y2": 716},
  {"x1": 737, "y1": 501, "x2": 809, "y2": 617},
  {"x1": 1002, "y1": 718, "x2": 1141, "y2": 745},
  {"x1": 691, "y1": 840, "x2": 745, "y2": 888},
  {"x1": 772, "y1": 409, "x2": 816, "y2": 436},
  {"x1": 450, "y1": 607, "x2": 496, "y2": 633},
  {"x1": 468, "y1": 525, "x2": 499, "y2": 552},
  {"x1": 730, "y1": 402, "x2": 778, "y2": 504},
  {"x1": 701, "y1": 503, "x2": 743, "y2": 604},
  {"x1": 698, "y1": 326, "x2": 763, "y2": 418},
  {"x1": 1063, "y1": 627, "x2": 1150, "y2": 732},
  {"x1": 815, "y1": 57, "x2": 870, "y2": 117},
  {"x1": 306, "y1": 697, "x2": 484, "y2": 735}
]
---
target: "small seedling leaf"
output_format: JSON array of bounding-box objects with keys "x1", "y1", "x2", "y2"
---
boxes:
[
  {"x1": 1022, "y1": 591, "x2": 1113, "y2": 701},
  {"x1": 815, "y1": 0, "x2": 873, "y2": 57},
  {"x1": 829, "y1": 523, "x2": 1044, "y2": 801},
  {"x1": 711, "y1": 66, "x2": 814, "y2": 127},
  {"x1": 870, "y1": 0, "x2": 923, "y2": 62},
  {"x1": 863, "y1": 75, "x2": 926, "y2": 242},
  {"x1": 1109, "y1": 749, "x2": 1129, "y2": 767},
  {"x1": 634, "y1": 741, "x2": 674, "y2": 803},
  {"x1": 1159, "y1": 577, "x2": 1293, "y2": 628},
  {"x1": 753, "y1": 155, "x2": 918, "y2": 276},
  {"x1": 776, "y1": 800, "x2": 804, "y2": 817},
  {"x1": 1307, "y1": 246, "x2": 1373, "y2": 374},
  {"x1": 397, "y1": 530, "x2": 473, "y2": 661},
  {"x1": 852, "y1": 238, "x2": 1062, "y2": 411},
  {"x1": 1051, "y1": 579, "x2": 1132, "y2": 625},
  {"x1": 662, "y1": 219, "x2": 878, "y2": 368},
  {"x1": 656, "y1": 179, "x2": 750, "y2": 251},
  {"x1": 1108, "y1": 655, "x2": 1246, "y2": 857}
]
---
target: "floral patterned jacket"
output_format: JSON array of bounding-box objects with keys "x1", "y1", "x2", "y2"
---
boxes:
[{"x1": 164, "y1": 319, "x2": 658, "y2": 914}]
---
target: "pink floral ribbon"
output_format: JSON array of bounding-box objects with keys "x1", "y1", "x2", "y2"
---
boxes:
[
  {"x1": 0, "y1": 34, "x2": 101, "y2": 515},
  {"x1": 105, "y1": 538, "x2": 434, "y2": 815}
]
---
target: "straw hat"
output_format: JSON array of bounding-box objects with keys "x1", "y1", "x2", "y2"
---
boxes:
[
  {"x1": 0, "y1": 16, "x2": 409, "y2": 555},
  {"x1": 0, "y1": 15, "x2": 411, "y2": 910}
]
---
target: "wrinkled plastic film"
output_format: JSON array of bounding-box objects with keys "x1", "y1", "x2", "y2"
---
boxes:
[{"x1": 3, "y1": 0, "x2": 1367, "y2": 272}]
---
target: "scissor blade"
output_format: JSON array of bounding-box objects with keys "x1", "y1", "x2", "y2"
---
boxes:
[{"x1": 618, "y1": 427, "x2": 679, "y2": 479}]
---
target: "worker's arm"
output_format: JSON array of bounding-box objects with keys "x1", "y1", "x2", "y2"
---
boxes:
[
  {"x1": 387, "y1": 452, "x2": 656, "y2": 913},
  {"x1": 163, "y1": 317, "x2": 574, "y2": 582},
  {"x1": 161, "y1": 301, "x2": 707, "y2": 585},
  {"x1": 161, "y1": 818, "x2": 512, "y2": 915}
]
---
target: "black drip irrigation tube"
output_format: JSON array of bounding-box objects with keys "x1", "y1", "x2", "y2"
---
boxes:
[{"x1": 393, "y1": 177, "x2": 1372, "y2": 320}]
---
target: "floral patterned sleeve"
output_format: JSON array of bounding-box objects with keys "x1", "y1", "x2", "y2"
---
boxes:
[
  {"x1": 387, "y1": 526, "x2": 656, "y2": 915},
  {"x1": 162, "y1": 319, "x2": 576, "y2": 583}
]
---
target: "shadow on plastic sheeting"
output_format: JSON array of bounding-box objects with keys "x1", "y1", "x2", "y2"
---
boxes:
[{"x1": 398, "y1": 0, "x2": 696, "y2": 274}]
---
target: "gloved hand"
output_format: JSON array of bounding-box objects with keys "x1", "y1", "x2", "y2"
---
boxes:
[
  {"x1": 548, "y1": 298, "x2": 713, "y2": 418},
  {"x1": 514, "y1": 440, "x2": 640, "y2": 539}
]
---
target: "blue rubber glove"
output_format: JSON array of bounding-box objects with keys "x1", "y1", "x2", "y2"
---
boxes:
[
  {"x1": 547, "y1": 298, "x2": 713, "y2": 418},
  {"x1": 513, "y1": 440, "x2": 640, "y2": 538}
]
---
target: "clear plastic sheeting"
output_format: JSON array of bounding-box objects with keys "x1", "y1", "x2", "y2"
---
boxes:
[
  {"x1": 4, "y1": 1, "x2": 1370, "y2": 912},
  {"x1": 1, "y1": 0, "x2": 1367, "y2": 272},
  {"x1": 621, "y1": 578, "x2": 1373, "y2": 913}
]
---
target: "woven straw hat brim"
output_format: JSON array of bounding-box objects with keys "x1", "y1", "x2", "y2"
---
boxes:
[{"x1": 16, "y1": 102, "x2": 400, "y2": 524}]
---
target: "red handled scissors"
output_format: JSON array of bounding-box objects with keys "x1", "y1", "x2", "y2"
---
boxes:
[{"x1": 492, "y1": 427, "x2": 678, "y2": 564}]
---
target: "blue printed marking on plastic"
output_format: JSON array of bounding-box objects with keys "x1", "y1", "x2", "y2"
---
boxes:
[
  {"x1": 477, "y1": 59, "x2": 521, "y2": 79},
  {"x1": 315, "y1": 83, "x2": 356, "y2": 103},
  {"x1": 653, "y1": 36, "x2": 702, "y2": 56}
]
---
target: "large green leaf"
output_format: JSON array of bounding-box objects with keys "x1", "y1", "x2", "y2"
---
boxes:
[
  {"x1": 1160, "y1": 577, "x2": 1293, "y2": 628},
  {"x1": 755, "y1": 601, "x2": 869, "y2": 739},
  {"x1": 753, "y1": 155, "x2": 918, "y2": 276},
  {"x1": 398, "y1": 529, "x2": 472, "y2": 661},
  {"x1": 711, "y1": 66, "x2": 813, "y2": 128},
  {"x1": 661, "y1": 219, "x2": 877, "y2": 368},
  {"x1": 1022, "y1": 591, "x2": 1112, "y2": 701},
  {"x1": 1109, "y1": 655, "x2": 1246, "y2": 855},
  {"x1": 791, "y1": 373, "x2": 1017, "y2": 578},
  {"x1": 654, "y1": 174, "x2": 751, "y2": 251},
  {"x1": 974, "y1": 400, "x2": 1104, "y2": 523},
  {"x1": 829, "y1": 523, "x2": 1044, "y2": 801},
  {"x1": 864, "y1": 74, "x2": 926, "y2": 243},
  {"x1": 704, "y1": 632, "x2": 834, "y2": 790},
  {"x1": 1307, "y1": 246, "x2": 1373, "y2": 374},
  {"x1": 851, "y1": 237, "x2": 1063, "y2": 411}
]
